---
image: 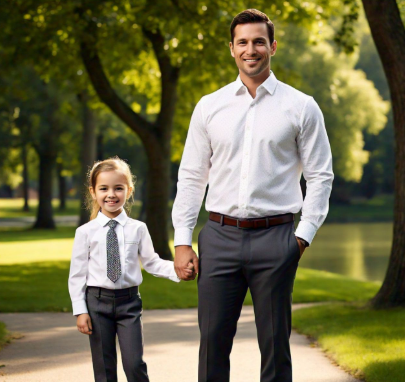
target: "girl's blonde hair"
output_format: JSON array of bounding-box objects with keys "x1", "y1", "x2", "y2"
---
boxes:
[{"x1": 86, "y1": 156, "x2": 136, "y2": 220}]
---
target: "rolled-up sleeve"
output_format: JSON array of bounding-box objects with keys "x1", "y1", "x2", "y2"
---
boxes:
[
  {"x1": 68, "y1": 228, "x2": 89, "y2": 315},
  {"x1": 295, "y1": 97, "x2": 334, "y2": 244},
  {"x1": 172, "y1": 97, "x2": 212, "y2": 246},
  {"x1": 139, "y1": 224, "x2": 180, "y2": 282}
]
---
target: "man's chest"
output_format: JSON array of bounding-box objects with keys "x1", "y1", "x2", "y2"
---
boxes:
[{"x1": 205, "y1": 100, "x2": 299, "y2": 154}]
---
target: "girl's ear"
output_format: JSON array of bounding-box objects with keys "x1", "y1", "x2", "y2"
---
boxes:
[
  {"x1": 127, "y1": 187, "x2": 134, "y2": 199},
  {"x1": 89, "y1": 187, "x2": 96, "y2": 200}
]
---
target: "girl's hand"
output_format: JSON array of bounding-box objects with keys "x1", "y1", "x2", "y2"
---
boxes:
[{"x1": 76, "y1": 313, "x2": 93, "y2": 335}]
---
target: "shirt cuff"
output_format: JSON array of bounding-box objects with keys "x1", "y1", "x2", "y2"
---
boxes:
[
  {"x1": 169, "y1": 264, "x2": 181, "y2": 283},
  {"x1": 174, "y1": 227, "x2": 193, "y2": 247},
  {"x1": 72, "y1": 300, "x2": 88, "y2": 316},
  {"x1": 294, "y1": 220, "x2": 318, "y2": 245}
]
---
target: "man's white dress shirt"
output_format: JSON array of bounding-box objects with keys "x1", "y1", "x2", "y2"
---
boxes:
[
  {"x1": 172, "y1": 72, "x2": 333, "y2": 246},
  {"x1": 69, "y1": 210, "x2": 179, "y2": 316}
]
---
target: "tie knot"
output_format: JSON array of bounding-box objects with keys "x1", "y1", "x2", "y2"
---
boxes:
[{"x1": 107, "y1": 220, "x2": 118, "y2": 229}]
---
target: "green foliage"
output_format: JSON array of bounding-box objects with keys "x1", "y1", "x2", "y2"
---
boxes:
[
  {"x1": 273, "y1": 24, "x2": 389, "y2": 182},
  {"x1": 0, "y1": 1, "x2": 390, "y2": 188},
  {"x1": 293, "y1": 303, "x2": 405, "y2": 382},
  {"x1": 334, "y1": 0, "x2": 360, "y2": 54}
]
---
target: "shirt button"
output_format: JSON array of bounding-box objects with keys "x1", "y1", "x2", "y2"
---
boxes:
[{"x1": 243, "y1": 174, "x2": 247, "y2": 179}]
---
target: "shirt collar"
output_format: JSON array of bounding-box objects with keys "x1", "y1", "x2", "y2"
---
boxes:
[
  {"x1": 234, "y1": 71, "x2": 278, "y2": 96},
  {"x1": 96, "y1": 209, "x2": 129, "y2": 227}
]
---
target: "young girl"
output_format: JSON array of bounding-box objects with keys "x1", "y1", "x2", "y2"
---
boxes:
[{"x1": 68, "y1": 157, "x2": 193, "y2": 382}]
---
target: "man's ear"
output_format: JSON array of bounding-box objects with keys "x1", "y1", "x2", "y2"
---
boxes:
[
  {"x1": 229, "y1": 41, "x2": 235, "y2": 58},
  {"x1": 270, "y1": 40, "x2": 277, "y2": 56}
]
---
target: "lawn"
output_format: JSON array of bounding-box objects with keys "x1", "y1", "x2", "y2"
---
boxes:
[
  {"x1": 0, "y1": 198, "x2": 81, "y2": 218},
  {"x1": 0, "y1": 259, "x2": 380, "y2": 312},
  {"x1": 293, "y1": 303, "x2": 405, "y2": 382},
  {"x1": 327, "y1": 194, "x2": 394, "y2": 223},
  {"x1": 0, "y1": 226, "x2": 381, "y2": 311},
  {"x1": 0, "y1": 321, "x2": 7, "y2": 351}
]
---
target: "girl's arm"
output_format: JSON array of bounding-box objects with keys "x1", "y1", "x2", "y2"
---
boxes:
[
  {"x1": 68, "y1": 228, "x2": 89, "y2": 315},
  {"x1": 138, "y1": 223, "x2": 186, "y2": 282}
]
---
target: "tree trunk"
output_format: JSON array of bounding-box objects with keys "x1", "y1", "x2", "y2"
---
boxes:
[
  {"x1": 33, "y1": 152, "x2": 56, "y2": 229},
  {"x1": 138, "y1": 179, "x2": 147, "y2": 222},
  {"x1": 22, "y1": 143, "x2": 29, "y2": 212},
  {"x1": 362, "y1": 0, "x2": 405, "y2": 308},
  {"x1": 57, "y1": 162, "x2": 66, "y2": 211},
  {"x1": 80, "y1": 24, "x2": 180, "y2": 260},
  {"x1": 96, "y1": 132, "x2": 104, "y2": 161},
  {"x1": 144, "y1": 138, "x2": 172, "y2": 259},
  {"x1": 78, "y1": 92, "x2": 97, "y2": 226}
]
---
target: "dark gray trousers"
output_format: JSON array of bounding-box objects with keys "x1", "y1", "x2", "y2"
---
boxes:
[
  {"x1": 197, "y1": 218, "x2": 300, "y2": 382},
  {"x1": 86, "y1": 286, "x2": 149, "y2": 382}
]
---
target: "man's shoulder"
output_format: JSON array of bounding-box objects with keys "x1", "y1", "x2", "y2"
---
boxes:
[
  {"x1": 276, "y1": 80, "x2": 313, "y2": 104},
  {"x1": 199, "y1": 81, "x2": 237, "y2": 105}
]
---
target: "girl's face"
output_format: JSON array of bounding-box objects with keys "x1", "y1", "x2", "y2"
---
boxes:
[{"x1": 90, "y1": 170, "x2": 132, "y2": 218}]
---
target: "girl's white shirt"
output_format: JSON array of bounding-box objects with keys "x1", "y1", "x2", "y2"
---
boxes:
[{"x1": 68, "y1": 210, "x2": 179, "y2": 316}]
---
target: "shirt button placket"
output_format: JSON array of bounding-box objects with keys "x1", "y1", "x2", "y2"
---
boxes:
[{"x1": 239, "y1": 103, "x2": 255, "y2": 214}]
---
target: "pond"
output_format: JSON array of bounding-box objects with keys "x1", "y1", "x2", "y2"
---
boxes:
[{"x1": 300, "y1": 222, "x2": 392, "y2": 282}]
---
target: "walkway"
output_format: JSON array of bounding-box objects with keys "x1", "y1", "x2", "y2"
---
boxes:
[{"x1": 0, "y1": 305, "x2": 359, "y2": 381}]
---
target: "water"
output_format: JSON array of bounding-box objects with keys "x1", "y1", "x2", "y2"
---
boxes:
[{"x1": 300, "y1": 222, "x2": 392, "y2": 282}]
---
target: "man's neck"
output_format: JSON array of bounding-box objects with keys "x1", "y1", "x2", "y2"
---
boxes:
[{"x1": 240, "y1": 69, "x2": 270, "y2": 98}]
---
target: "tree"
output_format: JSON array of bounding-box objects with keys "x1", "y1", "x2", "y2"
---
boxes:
[{"x1": 361, "y1": 0, "x2": 405, "y2": 308}]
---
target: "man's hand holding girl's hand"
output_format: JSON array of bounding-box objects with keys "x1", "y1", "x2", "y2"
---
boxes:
[
  {"x1": 76, "y1": 313, "x2": 93, "y2": 335},
  {"x1": 174, "y1": 245, "x2": 199, "y2": 281}
]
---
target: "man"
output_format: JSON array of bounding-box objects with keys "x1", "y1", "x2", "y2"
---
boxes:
[{"x1": 172, "y1": 9, "x2": 333, "y2": 382}]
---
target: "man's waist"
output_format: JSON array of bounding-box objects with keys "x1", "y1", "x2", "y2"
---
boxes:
[{"x1": 208, "y1": 212, "x2": 294, "y2": 229}]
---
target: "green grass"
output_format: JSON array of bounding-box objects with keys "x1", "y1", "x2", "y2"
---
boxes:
[
  {"x1": 0, "y1": 261, "x2": 380, "y2": 312},
  {"x1": 327, "y1": 194, "x2": 394, "y2": 223},
  {"x1": 0, "y1": 199, "x2": 81, "y2": 218},
  {"x1": 292, "y1": 303, "x2": 405, "y2": 382},
  {"x1": 0, "y1": 321, "x2": 8, "y2": 350}
]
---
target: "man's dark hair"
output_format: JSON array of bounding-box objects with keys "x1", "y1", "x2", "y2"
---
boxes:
[{"x1": 230, "y1": 9, "x2": 275, "y2": 45}]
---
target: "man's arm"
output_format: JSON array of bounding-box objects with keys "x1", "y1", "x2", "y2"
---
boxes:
[
  {"x1": 172, "y1": 97, "x2": 211, "y2": 280},
  {"x1": 295, "y1": 97, "x2": 334, "y2": 245}
]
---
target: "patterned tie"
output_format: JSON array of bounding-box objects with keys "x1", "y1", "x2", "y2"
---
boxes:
[{"x1": 106, "y1": 220, "x2": 121, "y2": 283}]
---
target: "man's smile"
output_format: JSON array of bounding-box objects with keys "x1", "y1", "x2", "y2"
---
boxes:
[{"x1": 243, "y1": 58, "x2": 261, "y2": 62}]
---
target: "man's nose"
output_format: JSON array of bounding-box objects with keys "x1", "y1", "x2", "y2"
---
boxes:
[{"x1": 246, "y1": 42, "x2": 256, "y2": 55}]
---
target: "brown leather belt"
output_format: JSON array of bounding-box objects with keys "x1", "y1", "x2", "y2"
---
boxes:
[{"x1": 209, "y1": 212, "x2": 294, "y2": 229}]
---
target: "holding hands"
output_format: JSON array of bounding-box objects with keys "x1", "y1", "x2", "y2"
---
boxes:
[{"x1": 174, "y1": 245, "x2": 199, "y2": 281}]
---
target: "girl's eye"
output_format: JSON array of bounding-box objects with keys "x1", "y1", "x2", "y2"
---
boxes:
[
  {"x1": 116, "y1": 187, "x2": 123, "y2": 191},
  {"x1": 99, "y1": 188, "x2": 107, "y2": 191}
]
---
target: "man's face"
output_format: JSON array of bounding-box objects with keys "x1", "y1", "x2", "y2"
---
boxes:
[{"x1": 230, "y1": 22, "x2": 277, "y2": 78}]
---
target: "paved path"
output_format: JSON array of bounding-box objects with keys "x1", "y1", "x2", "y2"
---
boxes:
[{"x1": 0, "y1": 305, "x2": 359, "y2": 382}]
